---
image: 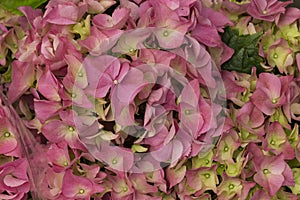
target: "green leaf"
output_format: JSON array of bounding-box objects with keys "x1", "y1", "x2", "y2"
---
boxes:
[
  {"x1": 221, "y1": 26, "x2": 264, "y2": 74},
  {"x1": 0, "y1": 0, "x2": 48, "y2": 15}
]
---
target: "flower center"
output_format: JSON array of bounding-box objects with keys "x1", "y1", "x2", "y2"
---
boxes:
[
  {"x1": 79, "y1": 189, "x2": 85, "y2": 194},
  {"x1": 273, "y1": 53, "x2": 278, "y2": 59},
  {"x1": 129, "y1": 48, "x2": 135, "y2": 53},
  {"x1": 68, "y1": 126, "x2": 75, "y2": 132},
  {"x1": 4, "y1": 132, "x2": 10, "y2": 137},
  {"x1": 262, "y1": 10, "x2": 267, "y2": 15},
  {"x1": 224, "y1": 146, "x2": 229, "y2": 152},
  {"x1": 63, "y1": 161, "x2": 68, "y2": 166},
  {"x1": 272, "y1": 99, "x2": 278, "y2": 104},
  {"x1": 113, "y1": 80, "x2": 118, "y2": 85},
  {"x1": 263, "y1": 169, "x2": 270, "y2": 174},
  {"x1": 163, "y1": 30, "x2": 169, "y2": 37},
  {"x1": 112, "y1": 159, "x2": 118, "y2": 164},
  {"x1": 204, "y1": 173, "x2": 210, "y2": 179},
  {"x1": 122, "y1": 187, "x2": 128, "y2": 192},
  {"x1": 205, "y1": 159, "x2": 210, "y2": 164},
  {"x1": 78, "y1": 72, "x2": 83, "y2": 77},
  {"x1": 270, "y1": 140, "x2": 275, "y2": 145},
  {"x1": 184, "y1": 110, "x2": 192, "y2": 115},
  {"x1": 229, "y1": 184, "x2": 235, "y2": 190},
  {"x1": 71, "y1": 93, "x2": 77, "y2": 98}
]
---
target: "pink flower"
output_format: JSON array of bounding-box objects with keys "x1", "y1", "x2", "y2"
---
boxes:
[
  {"x1": 217, "y1": 175, "x2": 255, "y2": 200},
  {"x1": 41, "y1": 110, "x2": 86, "y2": 150},
  {"x1": 47, "y1": 142, "x2": 71, "y2": 173},
  {"x1": 109, "y1": 175, "x2": 134, "y2": 199},
  {"x1": 0, "y1": 159, "x2": 30, "y2": 200},
  {"x1": 247, "y1": 0, "x2": 292, "y2": 22},
  {"x1": 40, "y1": 168, "x2": 65, "y2": 200},
  {"x1": 179, "y1": 80, "x2": 213, "y2": 138},
  {"x1": 79, "y1": 26, "x2": 123, "y2": 56},
  {"x1": 236, "y1": 101, "x2": 265, "y2": 136},
  {"x1": 166, "y1": 164, "x2": 186, "y2": 188},
  {"x1": 185, "y1": 165, "x2": 218, "y2": 195},
  {"x1": 0, "y1": 119, "x2": 20, "y2": 157},
  {"x1": 62, "y1": 170, "x2": 104, "y2": 199},
  {"x1": 267, "y1": 39, "x2": 294, "y2": 74},
  {"x1": 251, "y1": 73, "x2": 292, "y2": 116},
  {"x1": 149, "y1": 0, "x2": 190, "y2": 49},
  {"x1": 253, "y1": 154, "x2": 294, "y2": 196},
  {"x1": 84, "y1": 55, "x2": 129, "y2": 98},
  {"x1": 129, "y1": 173, "x2": 158, "y2": 194},
  {"x1": 40, "y1": 34, "x2": 80, "y2": 71},
  {"x1": 262, "y1": 122, "x2": 294, "y2": 160},
  {"x1": 215, "y1": 130, "x2": 240, "y2": 163}
]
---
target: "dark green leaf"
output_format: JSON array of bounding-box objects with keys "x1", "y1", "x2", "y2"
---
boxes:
[
  {"x1": 221, "y1": 27, "x2": 264, "y2": 74},
  {"x1": 0, "y1": 0, "x2": 48, "y2": 15}
]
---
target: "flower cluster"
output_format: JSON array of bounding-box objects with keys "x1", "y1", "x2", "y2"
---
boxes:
[{"x1": 1, "y1": 0, "x2": 300, "y2": 199}]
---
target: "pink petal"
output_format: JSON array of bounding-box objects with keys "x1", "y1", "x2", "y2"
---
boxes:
[
  {"x1": 62, "y1": 170, "x2": 94, "y2": 198},
  {"x1": 8, "y1": 61, "x2": 35, "y2": 103},
  {"x1": 3, "y1": 175, "x2": 27, "y2": 187},
  {"x1": 34, "y1": 99, "x2": 62, "y2": 123},
  {"x1": 267, "y1": 174, "x2": 284, "y2": 196},
  {"x1": 37, "y1": 69, "x2": 60, "y2": 101},
  {"x1": 0, "y1": 135, "x2": 18, "y2": 155}
]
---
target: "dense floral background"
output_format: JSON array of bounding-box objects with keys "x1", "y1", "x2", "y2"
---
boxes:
[{"x1": 1, "y1": 0, "x2": 300, "y2": 199}]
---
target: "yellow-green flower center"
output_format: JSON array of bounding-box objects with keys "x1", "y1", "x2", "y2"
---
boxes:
[
  {"x1": 4, "y1": 132, "x2": 10, "y2": 137},
  {"x1": 112, "y1": 159, "x2": 118, "y2": 164},
  {"x1": 63, "y1": 161, "x2": 68, "y2": 166},
  {"x1": 204, "y1": 173, "x2": 210, "y2": 179},
  {"x1": 272, "y1": 99, "x2": 278, "y2": 104},
  {"x1": 270, "y1": 140, "x2": 275, "y2": 145},
  {"x1": 229, "y1": 184, "x2": 235, "y2": 190},
  {"x1": 122, "y1": 187, "x2": 128, "y2": 192},
  {"x1": 224, "y1": 146, "x2": 229, "y2": 152},
  {"x1": 68, "y1": 126, "x2": 75, "y2": 132},
  {"x1": 184, "y1": 110, "x2": 191, "y2": 115},
  {"x1": 263, "y1": 169, "x2": 270, "y2": 174},
  {"x1": 163, "y1": 30, "x2": 169, "y2": 37},
  {"x1": 79, "y1": 189, "x2": 85, "y2": 194},
  {"x1": 273, "y1": 53, "x2": 278, "y2": 59}
]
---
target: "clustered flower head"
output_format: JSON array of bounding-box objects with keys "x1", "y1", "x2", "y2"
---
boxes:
[{"x1": 1, "y1": 0, "x2": 300, "y2": 199}]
